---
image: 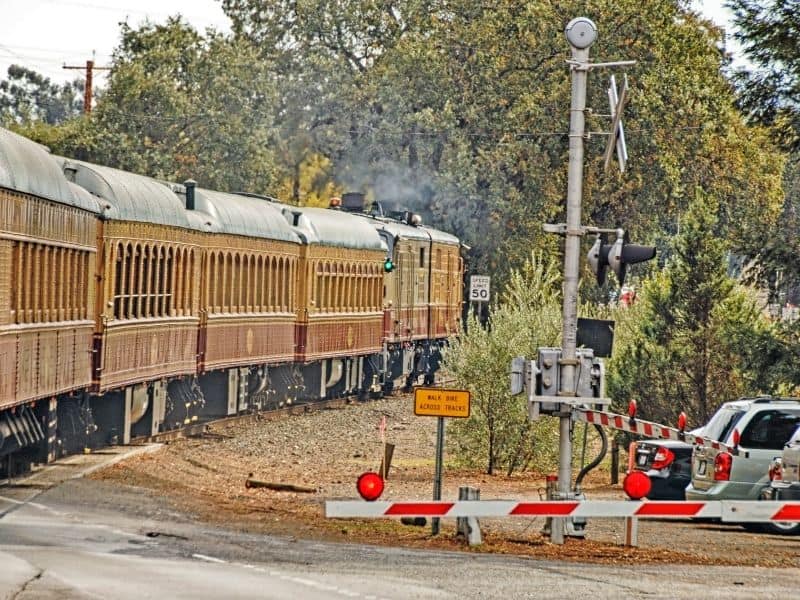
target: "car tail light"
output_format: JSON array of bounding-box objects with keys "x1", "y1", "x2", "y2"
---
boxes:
[
  {"x1": 769, "y1": 459, "x2": 783, "y2": 482},
  {"x1": 714, "y1": 452, "x2": 732, "y2": 481},
  {"x1": 651, "y1": 447, "x2": 675, "y2": 470}
]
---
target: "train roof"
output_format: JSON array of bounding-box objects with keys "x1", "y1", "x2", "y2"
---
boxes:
[
  {"x1": 419, "y1": 224, "x2": 460, "y2": 245},
  {"x1": 0, "y1": 128, "x2": 100, "y2": 213},
  {"x1": 57, "y1": 158, "x2": 194, "y2": 228},
  {"x1": 187, "y1": 188, "x2": 301, "y2": 243},
  {"x1": 361, "y1": 214, "x2": 461, "y2": 246},
  {"x1": 281, "y1": 205, "x2": 385, "y2": 250},
  {"x1": 367, "y1": 217, "x2": 431, "y2": 242}
]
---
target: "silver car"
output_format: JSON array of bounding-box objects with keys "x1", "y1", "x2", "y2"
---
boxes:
[{"x1": 685, "y1": 397, "x2": 800, "y2": 534}]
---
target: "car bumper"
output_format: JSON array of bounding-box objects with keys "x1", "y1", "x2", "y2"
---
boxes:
[
  {"x1": 685, "y1": 481, "x2": 763, "y2": 501},
  {"x1": 645, "y1": 471, "x2": 690, "y2": 500},
  {"x1": 767, "y1": 483, "x2": 800, "y2": 501}
]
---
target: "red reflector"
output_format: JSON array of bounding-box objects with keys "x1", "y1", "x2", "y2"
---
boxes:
[
  {"x1": 772, "y1": 504, "x2": 800, "y2": 521},
  {"x1": 510, "y1": 502, "x2": 579, "y2": 516},
  {"x1": 384, "y1": 502, "x2": 453, "y2": 516},
  {"x1": 356, "y1": 472, "x2": 385, "y2": 501},
  {"x1": 635, "y1": 502, "x2": 705, "y2": 517},
  {"x1": 622, "y1": 470, "x2": 652, "y2": 500}
]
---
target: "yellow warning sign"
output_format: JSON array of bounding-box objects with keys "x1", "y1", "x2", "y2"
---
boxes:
[{"x1": 414, "y1": 388, "x2": 471, "y2": 418}]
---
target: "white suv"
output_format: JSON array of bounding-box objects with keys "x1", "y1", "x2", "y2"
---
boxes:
[{"x1": 685, "y1": 397, "x2": 800, "y2": 534}]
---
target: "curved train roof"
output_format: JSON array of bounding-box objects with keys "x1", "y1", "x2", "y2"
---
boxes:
[
  {"x1": 190, "y1": 188, "x2": 301, "y2": 243},
  {"x1": 281, "y1": 205, "x2": 385, "y2": 250},
  {"x1": 420, "y1": 224, "x2": 460, "y2": 245},
  {"x1": 0, "y1": 128, "x2": 100, "y2": 213},
  {"x1": 58, "y1": 158, "x2": 193, "y2": 228},
  {"x1": 361, "y1": 214, "x2": 461, "y2": 246}
]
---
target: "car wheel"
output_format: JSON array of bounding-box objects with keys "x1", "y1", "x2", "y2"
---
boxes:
[
  {"x1": 761, "y1": 520, "x2": 800, "y2": 535},
  {"x1": 747, "y1": 487, "x2": 800, "y2": 535}
]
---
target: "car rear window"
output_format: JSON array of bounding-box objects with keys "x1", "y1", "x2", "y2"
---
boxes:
[
  {"x1": 790, "y1": 424, "x2": 800, "y2": 446},
  {"x1": 703, "y1": 407, "x2": 745, "y2": 443},
  {"x1": 740, "y1": 409, "x2": 800, "y2": 450}
]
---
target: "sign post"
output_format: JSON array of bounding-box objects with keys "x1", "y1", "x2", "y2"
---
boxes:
[{"x1": 414, "y1": 387, "x2": 471, "y2": 535}]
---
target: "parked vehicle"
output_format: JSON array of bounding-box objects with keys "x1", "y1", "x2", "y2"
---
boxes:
[
  {"x1": 685, "y1": 397, "x2": 800, "y2": 534},
  {"x1": 633, "y1": 438, "x2": 694, "y2": 500},
  {"x1": 764, "y1": 424, "x2": 800, "y2": 502}
]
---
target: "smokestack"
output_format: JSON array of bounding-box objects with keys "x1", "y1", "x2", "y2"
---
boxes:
[
  {"x1": 184, "y1": 179, "x2": 196, "y2": 210},
  {"x1": 341, "y1": 192, "x2": 366, "y2": 212}
]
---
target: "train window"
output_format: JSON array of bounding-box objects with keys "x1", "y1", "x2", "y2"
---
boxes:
[
  {"x1": 420, "y1": 247, "x2": 425, "y2": 268},
  {"x1": 9, "y1": 241, "x2": 87, "y2": 324}
]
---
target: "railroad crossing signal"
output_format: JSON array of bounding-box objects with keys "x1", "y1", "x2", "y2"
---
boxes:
[
  {"x1": 469, "y1": 275, "x2": 490, "y2": 302},
  {"x1": 604, "y1": 74, "x2": 629, "y2": 173},
  {"x1": 587, "y1": 229, "x2": 656, "y2": 287}
]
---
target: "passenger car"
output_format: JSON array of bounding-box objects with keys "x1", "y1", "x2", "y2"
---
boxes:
[
  {"x1": 685, "y1": 397, "x2": 800, "y2": 534},
  {"x1": 765, "y1": 424, "x2": 800, "y2": 502},
  {"x1": 633, "y1": 438, "x2": 694, "y2": 500}
]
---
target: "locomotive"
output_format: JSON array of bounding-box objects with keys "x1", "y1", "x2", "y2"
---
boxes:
[{"x1": 0, "y1": 126, "x2": 464, "y2": 475}]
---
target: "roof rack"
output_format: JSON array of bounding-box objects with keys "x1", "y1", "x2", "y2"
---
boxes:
[{"x1": 752, "y1": 397, "x2": 800, "y2": 404}]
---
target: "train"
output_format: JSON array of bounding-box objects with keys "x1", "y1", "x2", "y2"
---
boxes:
[{"x1": 0, "y1": 126, "x2": 464, "y2": 475}]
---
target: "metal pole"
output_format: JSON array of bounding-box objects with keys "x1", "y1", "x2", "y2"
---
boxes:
[
  {"x1": 552, "y1": 18, "x2": 596, "y2": 545},
  {"x1": 432, "y1": 416, "x2": 445, "y2": 535}
]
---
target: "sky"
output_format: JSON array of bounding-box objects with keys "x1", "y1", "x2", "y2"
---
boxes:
[{"x1": 0, "y1": 0, "x2": 737, "y2": 86}]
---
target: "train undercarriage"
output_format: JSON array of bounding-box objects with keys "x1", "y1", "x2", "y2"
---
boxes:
[{"x1": 0, "y1": 339, "x2": 446, "y2": 479}]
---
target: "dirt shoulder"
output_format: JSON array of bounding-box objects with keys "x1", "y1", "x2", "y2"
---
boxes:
[{"x1": 91, "y1": 395, "x2": 800, "y2": 567}]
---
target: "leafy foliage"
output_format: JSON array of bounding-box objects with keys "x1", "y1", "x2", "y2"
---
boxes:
[
  {"x1": 0, "y1": 65, "x2": 83, "y2": 125},
  {"x1": 727, "y1": 0, "x2": 800, "y2": 152},
  {"x1": 220, "y1": 0, "x2": 784, "y2": 288},
  {"x1": 607, "y1": 189, "x2": 774, "y2": 427},
  {"x1": 443, "y1": 252, "x2": 563, "y2": 475}
]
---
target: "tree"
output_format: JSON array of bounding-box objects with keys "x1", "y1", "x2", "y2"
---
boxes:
[
  {"x1": 0, "y1": 65, "x2": 83, "y2": 125},
  {"x1": 722, "y1": 1, "x2": 800, "y2": 305},
  {"x1": 222, "y1": 0, "x2": 784, "y2": 290},
  {"x1": 607, "y1": 189, "x2": 773, "y2": 426},
  {"x1": 41, "y1": 18, "x2": 282, "y2": 194},
  {"x1": 727, "y1": 0, "x2": 800, "y2": 152},
  {"x1": 443, "y1": 252, "x2": 563, "y2": 475}
]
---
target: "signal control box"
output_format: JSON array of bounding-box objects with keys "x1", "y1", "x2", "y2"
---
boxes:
[{"x1": 510, "y1": 347, "x2": 610, "y2": 419}]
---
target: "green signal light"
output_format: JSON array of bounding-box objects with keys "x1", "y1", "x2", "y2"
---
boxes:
[{"x1": 383, "y1": 258, "x2": 394, "y2": 273}]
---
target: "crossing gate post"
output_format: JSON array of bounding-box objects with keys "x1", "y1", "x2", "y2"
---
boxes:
[
  {"x1": 623, "y1": 516, "x2": 638, "y2": 547},
  {"x1": 456, "y1": 486, "x2": 482, "y2": 546}
]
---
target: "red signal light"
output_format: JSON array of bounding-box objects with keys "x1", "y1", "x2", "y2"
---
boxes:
[
  {"x1": 677, "y1": 412, "x2": 687, "y2": 431},
  {"x1": 628, "y1": 400, "x2": 637, "y2": 419},
  {"x1": 356, "y1": 472, "x2": 385, "y2": 501},
  {"x1": 622, "y1": 470, "x2": 651, "y2": 500}
]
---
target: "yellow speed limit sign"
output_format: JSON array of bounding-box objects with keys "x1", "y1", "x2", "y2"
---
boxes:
[{"x1": 414, "y1": 388, "x2": 471, "y2": 418}]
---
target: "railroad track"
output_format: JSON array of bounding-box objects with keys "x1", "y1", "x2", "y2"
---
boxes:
[{"x1": 133, "y1": 378, "x2": 458, "y2": 445}]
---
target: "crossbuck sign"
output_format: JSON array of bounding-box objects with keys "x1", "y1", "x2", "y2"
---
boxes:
[{"x1": 469, "y1": 275, "x2": 490, "y2": 302}]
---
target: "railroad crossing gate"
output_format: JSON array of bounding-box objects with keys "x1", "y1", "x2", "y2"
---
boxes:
[{"x1": 325, "y1": 499, "x2": 800, "y2": 524}]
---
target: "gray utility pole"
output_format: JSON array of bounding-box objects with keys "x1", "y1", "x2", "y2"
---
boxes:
[{"x1": 551, "y1": 17, "x2": 598, "y2": 546}]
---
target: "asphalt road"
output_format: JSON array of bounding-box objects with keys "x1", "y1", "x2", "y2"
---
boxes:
[{"x1": 0, "y1": 448, "x2": 797, "y2": 599}]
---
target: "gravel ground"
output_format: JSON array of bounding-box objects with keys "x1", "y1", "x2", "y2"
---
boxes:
[{"x1": 92, "y1": 394, "x2": 800, "y2": 568}]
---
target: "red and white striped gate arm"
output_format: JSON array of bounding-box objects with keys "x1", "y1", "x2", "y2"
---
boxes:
[
  {"x1": 325, "y1": 500, "x2": 800, "y2": 522},
  {"x1": 574, "y1": 408, "x2": 740, "y2": 455}
]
